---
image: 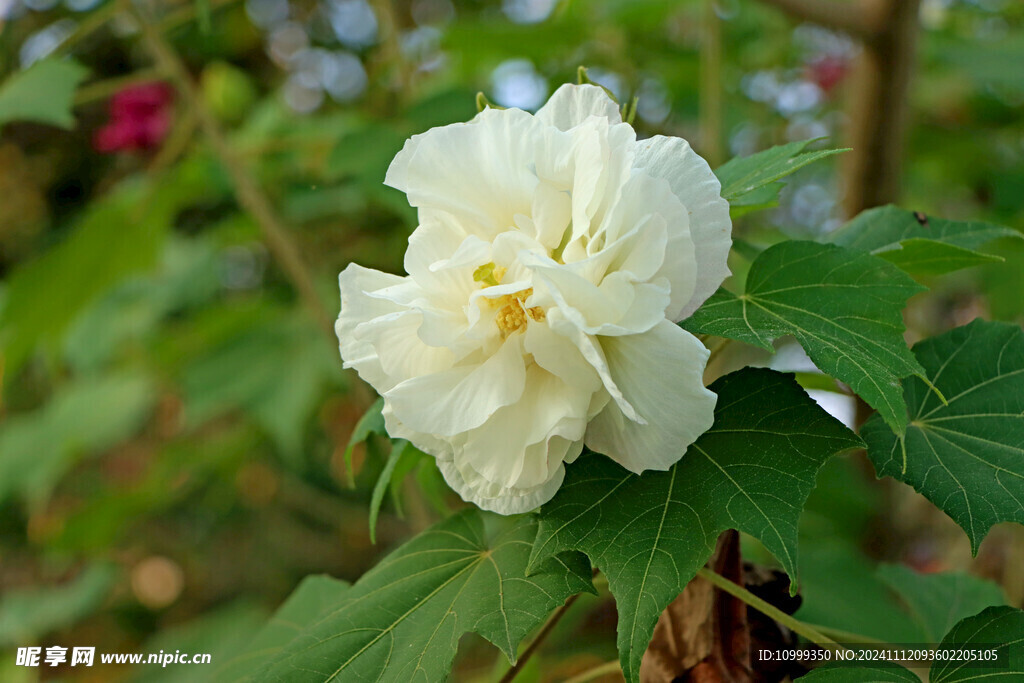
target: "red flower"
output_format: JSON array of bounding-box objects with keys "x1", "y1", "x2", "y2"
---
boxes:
[
  {"x1": 93, "y1": 82, "x2": 174, "y2": 154},
  {"x1": 804, "y1": 55, "x2": 849, "y2": 95}
]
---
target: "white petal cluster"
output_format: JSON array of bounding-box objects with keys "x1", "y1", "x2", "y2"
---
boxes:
[{"x1": 337, "y1": 84, "x2": 732, "y2": 514}]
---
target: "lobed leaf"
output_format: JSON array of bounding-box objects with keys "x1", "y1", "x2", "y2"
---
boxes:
[
  {"x1": 862, "y1": 320, "x2": 1024, "y2": 553},
  {"x1": 684, "y1": 240, "x2": 926, "y2": 434},
  {"x1": 799, "y1": 605, "x2": 1024, "y2": 682},
  {"x1": 715, "y1": 139, "x2": 847, "y2": 210},
  {"x1": 257, "y1": 509, "x2": 593, "y2": 682},
  {"x1": 931, "y1": 606, "x2": 1024, "y2": 682},
  {"x1": 216, "y1": 576, "x2": 351, "y2": 682},
  {"x1": 876, "y1": 564, "x2": 1007, "y2": 644},
  {"x1": 529, "y1": 368, "x2": 861, "y2": 683},
  {"x1": 827, "y1": 205, "x2": 1021, "y2": 276}
]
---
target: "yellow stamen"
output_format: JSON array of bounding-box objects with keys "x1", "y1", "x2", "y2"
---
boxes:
[{"x1": 490, "y1": 288, "x2": 543, "y2": 336}]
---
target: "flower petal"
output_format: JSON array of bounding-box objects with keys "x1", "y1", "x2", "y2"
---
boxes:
[
  {"x1": 337, "y1": 264, "x2": 406, "y2": 390},
  {"x1": 458, "y1": 364, "x2": 589, "y2": 489},
  {"x1": 585, "y1": 320, "x2": 716, "y2": 472},
  {"x1": 384, "y1": 333, "x2": 527, "y2": 436},
  {"x1": 634, "y1": 135, "x2": 732, "y2": 319},
  {"x1": 434, "y1": 449, "x2": 568, "y2": 515},
  {"x1": 384, "y1": 108, "x2": 547, "y2": 237},
  {"x1": 535, "y1": 83, "x2": 622, "y2": 131}
]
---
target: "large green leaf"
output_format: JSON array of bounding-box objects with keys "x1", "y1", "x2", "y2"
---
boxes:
[
  {"x1": 215, "y1": 576, "x2": 351, "y2": 682},
  {"x1": 827, "y1": 205, "x2": 1021, "y2": 276},
  {"x1": 799, "y1": 605, "x2": 1024, "y2": 682},
  {"x1": 714, "y1": 139, "x2": 847, "y2": 212},
  {"x1": 931, "y1": 606, "x2": 1024, "y2": 682},
  {"x1": 0, "y1": 58, "x2": 88, "y2": 131},
  {"x1": 862, "y1": 320, "x2": 1024, "y2": 552},
  {"x1": 529, "y1": 368, "x2": 861, "y2": 683},
  {"x1": 795, "y1": 541, "x2": 922, "y2": 644},
  {"x1": 876, "y1": 564, "x2": 1006, "y2": 644},
  {"x1": 683, "y1": 240, "x2": 926, "y2": 434},
  {"x1": 257, "y1": 509, "x2": 593, "y2": 682}
]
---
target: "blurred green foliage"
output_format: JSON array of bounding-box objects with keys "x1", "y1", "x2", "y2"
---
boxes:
[{"x1": 0, "y1": 0, "x2": 1021, "y2": 679}]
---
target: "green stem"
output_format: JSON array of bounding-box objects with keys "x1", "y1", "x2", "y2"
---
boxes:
[
  {"x1": 562, "y1": 660, "x2": 622, "y2": 683},
  {"x1": 696, "y1": 567, "x2": 841, "y2": 650},
  {"x1": 497, "y1": 592, "x2": 582, "y2": 683}
]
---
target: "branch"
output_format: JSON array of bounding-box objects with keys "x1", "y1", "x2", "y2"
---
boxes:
[
  {"x1": 754, "y1": 0, "x2": 887, "y2": 39},
  {"x1": 497, "y1": 592, "x2": 583, "y2": 683},
  {"x1": 695, "y1": 567, "x2": 841, "y2": 651},
  {"x1": 125, "y1": 1, "x2": 336, "y2": 342}
]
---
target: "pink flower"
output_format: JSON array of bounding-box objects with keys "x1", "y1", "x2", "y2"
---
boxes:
[
  {"x1": 93, "y1": 82, "x2": 174, "y2": 154},
  {"x1": 804, "y1": 55, "x2": 849, "y2": 95}
]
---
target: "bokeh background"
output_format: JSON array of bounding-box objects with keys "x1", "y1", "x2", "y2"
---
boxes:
[{"x1": 1, "y1": 0, "x2": 1022, "y2": 680}]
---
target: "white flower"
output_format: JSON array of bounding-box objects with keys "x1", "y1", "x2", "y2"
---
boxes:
[{"x1": 337, "y1": 84, "x2": 731, "y2": 515}]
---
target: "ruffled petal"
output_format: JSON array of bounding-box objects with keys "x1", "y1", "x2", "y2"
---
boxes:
[
  {"x1": 336, "y1": 264, "x2": 407, "y2": 390},
  {"x1": 434, "y1": 449, "x2": 568, "y2": 515},
  {"x1": 458, "y1": 364, "x2": 589, "y2": 489},
  {"x1": 634, "y1": 135, "x2": 732, "y2": 319},
  {"x1": 585, "y1": 320, "x2": 716, "y2": 472},
  {"x1": 384, "y1": 333, "x2": 527, "y2": 437},
  {"x1": 535, "y1": 83, "x2": 622, "y2": 131},
  {"x1": 383, "y1": 108, "x2": 548, "y2": 237}
]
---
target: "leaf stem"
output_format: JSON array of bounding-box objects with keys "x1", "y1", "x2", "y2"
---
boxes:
[
  {"x1": 695, "y1": 567, "x2": 840, "y2": 650},
  {"x1": 562, "y1": 660, "x2": 622, "y2": 683},
  {"x1": 497, "y1": 592, "x2": 582, "y2": 683}
]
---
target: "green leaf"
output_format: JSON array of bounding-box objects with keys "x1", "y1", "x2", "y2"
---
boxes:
[
  {"x1": 257, "y1": 509, "x2": 593, "y2": 682},
  {"x1": 795, "y1": 541, "x2": 923, "y2": 644},
  {"x1": 931, "y1": 606, "x2": 1024, "y2": 682},
  {"x1": 529, "y1": 368, "x2": 861, "y2": 683},
  {"x1": 683, "y1": 240, "x2": 926, "y2": 434},
  {"x1": 132, "y1": 601, "x2": 268, "y2": 683},
  {"x1": 0, "y1": 564, "x2": 116, "y2": 647},
  {"x1": 342, "y1": 397, "x2": 386, "y2": 485},
  {"x1": 215, "y1": 576, "x2": 350, "y2": 682},
  {"x1": 0, "y1": 373, "x2": 156, "y2": 505},
  {"x1": 367, "y1": 440, "x2": 420, "y2": 543},
  {"x1": 180, "y1": 314, "x2": 340, "y2": 464},
  {"x1": 0, "y1": 160, "x2": 219, "y2": 378},
  {"x1": 876, "y1": 564, "x2": 1007, "y2": 644},
  {"x1": 862, "y1": 320, "x2": 1024, "y2": 553},
  {"x1": 797, "y1": 663, "x2": 920, "y2": 682},
  {"x1": 714, "y1": 139, "x2": 848, "y2": 209},
  {"x1": 0, "y1": 58, "x2": 89, "y2": 131},
  {"x1": 827, "y1": 205, "x2": 1021, "y2": 276},
  {"x1": 799, "y1": 606, "x2": 1024, "y2": 682}
]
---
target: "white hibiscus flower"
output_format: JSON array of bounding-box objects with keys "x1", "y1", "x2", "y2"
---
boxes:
[{"x1": 337, "y1": 84, "x2": 732, "y2": 514}]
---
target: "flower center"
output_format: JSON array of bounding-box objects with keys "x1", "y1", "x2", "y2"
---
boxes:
[
  {"x1": 493, "y1": 289, "x2": 545, "y2": 336},
  {"x1": 473, "y1": 262, "x2": 545, "y2": 337}
]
